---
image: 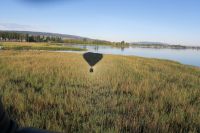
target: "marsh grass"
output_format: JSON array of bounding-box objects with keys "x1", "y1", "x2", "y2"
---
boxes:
[
  {"x1": 0, "y1": 42, "x2": 86, "y2": 51},
  {"x1": 0, "y1": 51, "x2": 200, "y2": 133}
]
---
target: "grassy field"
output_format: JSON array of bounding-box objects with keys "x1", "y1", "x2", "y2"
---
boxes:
[
  {"x1": 0, "y1": 42, "x2": 86, "y2": 51},
  {"x1": 0, "y1": 51, "x2": 200, "y2": 133}
]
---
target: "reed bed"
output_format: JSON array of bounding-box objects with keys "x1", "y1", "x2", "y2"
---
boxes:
[{"x1": 0, "y1": 42, "x2": 86, "y2": 51}]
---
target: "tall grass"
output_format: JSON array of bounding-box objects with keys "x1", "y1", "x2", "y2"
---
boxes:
[
  {"x1": 0, "y1": 42, "x2": 86, "y2": 51},
  {"x1": 0, "y1": 51, "x2": 200, "y2": 133}
]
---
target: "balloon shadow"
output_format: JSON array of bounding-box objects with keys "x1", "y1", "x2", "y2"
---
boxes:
[{"x1": 83, "y1": 52, "x2": 103, "y2": 73}]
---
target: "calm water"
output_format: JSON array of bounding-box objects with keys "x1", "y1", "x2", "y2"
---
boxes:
[{"x1": 68, "y1": 44, "x2": 200, "y2": 67}]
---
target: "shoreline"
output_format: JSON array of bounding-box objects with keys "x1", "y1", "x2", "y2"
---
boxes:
[{"x1": 1, "y1": 49, "x2": 199, "y2": 68}]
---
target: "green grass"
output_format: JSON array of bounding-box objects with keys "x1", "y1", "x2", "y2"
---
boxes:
[
  {"x1": 63, "y1": 39, "x2": 130, "y2": 48},
  {"x1": 0, "y1": 42, "x2": 86, "y2": 51},
  {"x1": 0, "y1": 51, "x2": 200, "y2": 133}
]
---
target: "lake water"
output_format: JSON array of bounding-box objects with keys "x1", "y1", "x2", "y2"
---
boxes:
[{"x1": 68, "y1": 44, "x2": 200, "y2": 67}]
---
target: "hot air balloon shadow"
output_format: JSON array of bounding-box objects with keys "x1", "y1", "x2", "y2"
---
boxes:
[{"x1": 83, "y1": 52, "x2": 103, "y2": 73}]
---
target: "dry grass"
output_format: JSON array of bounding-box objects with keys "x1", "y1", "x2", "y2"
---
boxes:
[
  {"x1": 0, "y1": 51, "x2": 200, "y2": 133},
  {"x1": 0, "y1": 42, "x2": 86, "y2": 51}
]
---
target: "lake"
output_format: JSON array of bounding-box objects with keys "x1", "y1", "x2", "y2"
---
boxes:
[{"x1": 67, "y1": 44, "x2": 200, "y2": 67}]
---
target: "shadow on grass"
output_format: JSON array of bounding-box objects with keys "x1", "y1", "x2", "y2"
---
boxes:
[{"x1": 83, "y1": 52, "x2": 103, "y2": 73}]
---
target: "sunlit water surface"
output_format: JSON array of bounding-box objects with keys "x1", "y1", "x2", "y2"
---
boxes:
[{"x1": 67, "y1": 44, "x2": 200, "y2": 67}]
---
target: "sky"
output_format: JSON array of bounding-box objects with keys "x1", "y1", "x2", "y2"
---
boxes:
[{"x1": 0, "y1": 0, "x2": 200, "y2": 46}]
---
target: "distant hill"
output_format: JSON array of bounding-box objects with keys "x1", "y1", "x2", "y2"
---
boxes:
[
  {"x1": 131, "y1": 42, "x2": 200, "y2": 50},
  {"x1": 1, "y1": 30, "x2": 199, "y2": 49},
  {"x1": 0, "y1": 30, "x2": 117, "y2": 46},
  {"x1": 131, "y1": 42, "x2": 170, "y2": 46}
]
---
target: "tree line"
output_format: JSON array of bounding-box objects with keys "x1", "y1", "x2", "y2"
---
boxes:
[
  {"x1": 64, "y1": 39, "x2": 129, "y2": 47},
  {"x1": 0, "y1": 31, "x2": 129, "y2": 47},
  {"x1": 0, "y1": 32, "x2": 63, "y2": 43}
]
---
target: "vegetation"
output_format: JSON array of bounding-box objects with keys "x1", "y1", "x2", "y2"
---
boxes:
[
  {"x1": 64, "y1": 39, "x2": 129, "y2": 47},
  {"x1": 0, "y1": 31, "x2": 63, "y2": 43},
  {"x1": 0, "y1": 42, "x2": 86, "y2": 51},
  {"x1": 0, "y1": 51, "x2": 199, "y2": 133},
  {"x1": 0, "y1": 31, "x2": 129, "y2": 47}
]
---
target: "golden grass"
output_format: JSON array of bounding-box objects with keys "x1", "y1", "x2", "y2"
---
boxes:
[
  {"x1": 0, "y1": 51, "x2": 200, "y2": 133},
  {"x1": 0, "y1": 42, "x2": 86, "y2": 51}
]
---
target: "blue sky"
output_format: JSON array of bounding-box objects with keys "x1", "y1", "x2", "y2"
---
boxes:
[{"x1": 0, "y1": 0, "x2": 200, "y2": 46}]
